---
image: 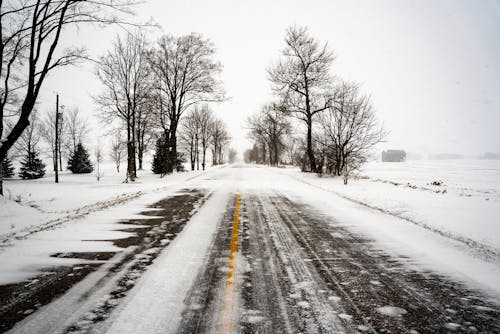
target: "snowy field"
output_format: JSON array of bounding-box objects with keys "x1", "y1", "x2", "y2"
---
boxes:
[
  {"x1": 280, "y1": 159, "x2": 500, "y2": 253},
  {"x1": 0, "y1": 163, "x2": 204, "y2": 238}
]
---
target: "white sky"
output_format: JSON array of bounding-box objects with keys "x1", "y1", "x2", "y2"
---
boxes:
[{"x1": 39, "y1": 0, "x2": 500, "y2": 157}]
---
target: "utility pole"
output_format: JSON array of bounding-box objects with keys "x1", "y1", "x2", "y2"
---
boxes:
[{"x1": 55, "y1": 94, "x2": 59, "y2": 183}]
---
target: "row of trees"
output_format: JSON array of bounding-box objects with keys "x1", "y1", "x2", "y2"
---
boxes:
[
  {"x1": 0, "y1": 0, "x2": 229, "y2": 194},
  {"x1": 95, "y1": 32, "x2": 225, "y2": 181},
  {"x1": 245, "y1": 26, "x2": 386, "y2": 183},
  {"x1": 0, "y1": 0, "x2": 142, "y2": 195},
  {"x1": 246, "y1": 104, "x2": 291, "y2": 166},
  {"x1": 179, "y1": 105, "x2": 231, "y2": 171},
  {"x1": 2, "y1": 107, "x2": 98, "y2": 179}
]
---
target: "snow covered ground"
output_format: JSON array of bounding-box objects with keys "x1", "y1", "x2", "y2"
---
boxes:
[
  {"x1": 0, "y1": 163, "x2": 205, "y2": 239},
  {"x1": 1, "y1": 160, "x2": 500, "y2": 333},
  {"x1": 278, "y1": 159, "x2": 500, "y2": 253}
]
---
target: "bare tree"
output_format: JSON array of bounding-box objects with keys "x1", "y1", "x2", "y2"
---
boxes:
[
  {"x1": 110, "y1": 132, "x2": 125, "y2": 173},
  {"x1": 63, "y1": 107, "x2": 89, "y2": 157},
  {"x1": 40, "y1": 109, "x2": 57, "y2": 172},
  {"x1": 95, "y1": 32, "x2": 150, "y2": 182},
  {"x1": 210, "y1": 118, "x2": 230, "y2": 165},
  {"x1": 189, "y1": 104, "x2": 214, "y2": 171},
  {"x1": 268, "y1": 26, "x2": 334, "y2": 173},
  {"x1": 95, "y1": 140, "x2": 104, "y2": 181},
  {"x1": 228, "y1": 148, "x2": 237, "y2": 163},
  {"x1": 180, "y1": 111, "x2": 199, "y2": 171},
  {"x1": 13, "y1": 110, "x2": 42, "y2": 162},
  {"x1": 247, "y1": 104, "x2": 291, "y2": 166},
  {"x1": 284, "y1": 135, "x2": 299, "y2": 165},
  {"x1": 148, "y1": 33, "x2": 225, "y2": 174},
  {"x1": 135, "y1": 99, "x2": 154, "y2": 170},
  {"x1": 246, "y1": 114, "x2": 267, "y2": 164},
  {"x1": 0, "y1": 0, "x2": 140, "y2": 195},
  {"x1": 318, "y1": 82, "x2": 386, "y2": 183}
]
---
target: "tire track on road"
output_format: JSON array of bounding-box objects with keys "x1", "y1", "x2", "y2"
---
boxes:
[{"x1": 272, "y1": 193, "x2": 500, "y2": 333}]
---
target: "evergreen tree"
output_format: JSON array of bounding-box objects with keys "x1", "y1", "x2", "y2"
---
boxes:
[
  {"x1": 68, "y1": 143, "x2": 93, "y2": 174},
  {"x1": 1, "y1": 156, "x2": 15, "y2": 178},
  {"x1": 19, "y1": 151, "x2": 46, "y2": 179},
  {"x1": 152, "y1": 137, "x2": 166, "y2": 174}
]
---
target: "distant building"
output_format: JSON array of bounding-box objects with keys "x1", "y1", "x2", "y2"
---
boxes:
[{"x1": 382, "y1": 150, "x2": 406, "y2": 162}]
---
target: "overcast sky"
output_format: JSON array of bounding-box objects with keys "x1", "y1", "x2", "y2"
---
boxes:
[{"x1": 39, "y1": 0, "x2": 500, "y2": 157}]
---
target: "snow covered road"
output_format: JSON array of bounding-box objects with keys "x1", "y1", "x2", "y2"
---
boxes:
[
  {"x1": 2, "y1": 164, "x2": 500, "y2": 333},
  {"x1": 179, "y1": 192, "x2": 500, "y2": 333}
]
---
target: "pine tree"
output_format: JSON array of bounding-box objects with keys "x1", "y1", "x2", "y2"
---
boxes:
[
  {"x1": 1, "y1": 156, "x2": 15, "y2": 178},
  {"x1": 151, "y1": 137, "x2": 166, "y2": 174},
  {"x1": 68, "y1": 143, "x2": 93, "y2": 174},
  {"x1": 19, "y1": 151, "x2": 46, "y2": 179}
]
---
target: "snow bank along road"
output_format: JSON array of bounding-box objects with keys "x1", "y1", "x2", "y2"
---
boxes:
[{"x1": 1, "y1": 165, "x2": 500, "y2": 333}]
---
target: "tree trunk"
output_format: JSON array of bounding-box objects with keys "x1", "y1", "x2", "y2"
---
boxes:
[
  {"x1": 126, "y1": 123, "x2": 135, "y2": 182},
  {"x1": 127, "y1": 141, "x2": 135, "y2": 182},
  {"x1": 166, "y1": 124, "x2": 177, "y2": 174},
  {"x1": 268, "y1": 144, "x2": 273, "y2": 166},
  {"x1": 137, "y1": 127, "x2": 145, "y2": 170},
  {"x1": 306, "y1": 115, "x2": 317, "y2": 173},
  {"x1": 274, "y1": 141, "x2": 279, "y2": 167},
  {"x1": 202, "y1": 147, "x2": 206, "y2": 171},
  {"x1": 0, "y1": 158, "x2": 3, "y2": 196},
  {"x1": 0, "y1": 101, "x2": 32, "y2": 170},
  {"x1": 212, "y1": 144, "x2": 217, "y2": 166},
  {"x1": 162, "y1": 129, "x2": 170, "y2": 177},
  {"x1": 132, "y1": 112, "x2": 137, "y2": 178},
  {"x1": 195, "y1": 134, "x2": 199, "y2": 171},
  {"x1": 190, "y1": 140, "x2": 195, "y2": 171},
  {"x1": 138, "y1": 145, "x2": 143, "y2": 170}
]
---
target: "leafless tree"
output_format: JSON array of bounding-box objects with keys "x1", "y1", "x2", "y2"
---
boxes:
[
  {"x1": 284, "y1": 135, "x2": 299, "y2": 165},
  {"x1": 194, "y1": 104, "x2": 213, "y2": 170},
  {"x1": 243, "y1": 145, "x2": 259, "y2": 164},
  {"x1": 110, "y1": 132, "x2": 125, "y2": 173},
  {"x1": 228, "y1": 148, "x2": 237, "y2": 164},
  {"x1": 318, "y1": 82, "x2": 386, "y2": 183},
  {"x1": 247, "y1": 104, "x2": 291, "y2": 166},
  {"x1": 13, "y1": 110, "x2": 42, "y2": 161},
  {"x1": 95, "y1": 32, "x2": 150, "y2": 182},
  {"x1": 95, "y1": 140, "x2": 104, "y2": 181},
  {"x1": 0, "y1": 0, "x2": 140, "y2": 195},
  {"x1": 180, "y1": 110, "x2": 199, "y2": 171},
  {"x1": 246, "y1": 113, "x2": 266, "y2": 164},
  {"x1": 210, "y1": 118, "x2": 230, "y2": 165},
  {"x1": 63, "y1": 107, "x2": 89, "y2": 157},
  {"x1": 135, "y1": 99, "x2": 154, "y2": 170},
  {"x1": 40, "y1": 108, "x2": 64, "y2": 172},
  {"x1": 148, "y1": 33, "x2": 225, "y2": 174},
  {"x1": 268, "y1": 26, "x2": 334, "y2": 173},
  {"x1": 179, "y1": 105, "x2": 215, "y2": 171}
]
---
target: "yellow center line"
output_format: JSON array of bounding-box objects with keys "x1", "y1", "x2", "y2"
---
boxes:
[{"x1": 220, "y1": 193, "x2": 241, "y2": 334}]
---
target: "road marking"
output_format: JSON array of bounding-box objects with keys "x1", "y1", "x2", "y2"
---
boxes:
[{"x1": 220, "y1": 193, "x2": 240, "y2": 333}]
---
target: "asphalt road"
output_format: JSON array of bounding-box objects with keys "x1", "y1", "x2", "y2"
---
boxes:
[
  {"x1": 178, "y1": 192, "x2": 500, "y2": 333},
  {"x1": 2, "y1": 166, "x2": 500, "y2": 333}
]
